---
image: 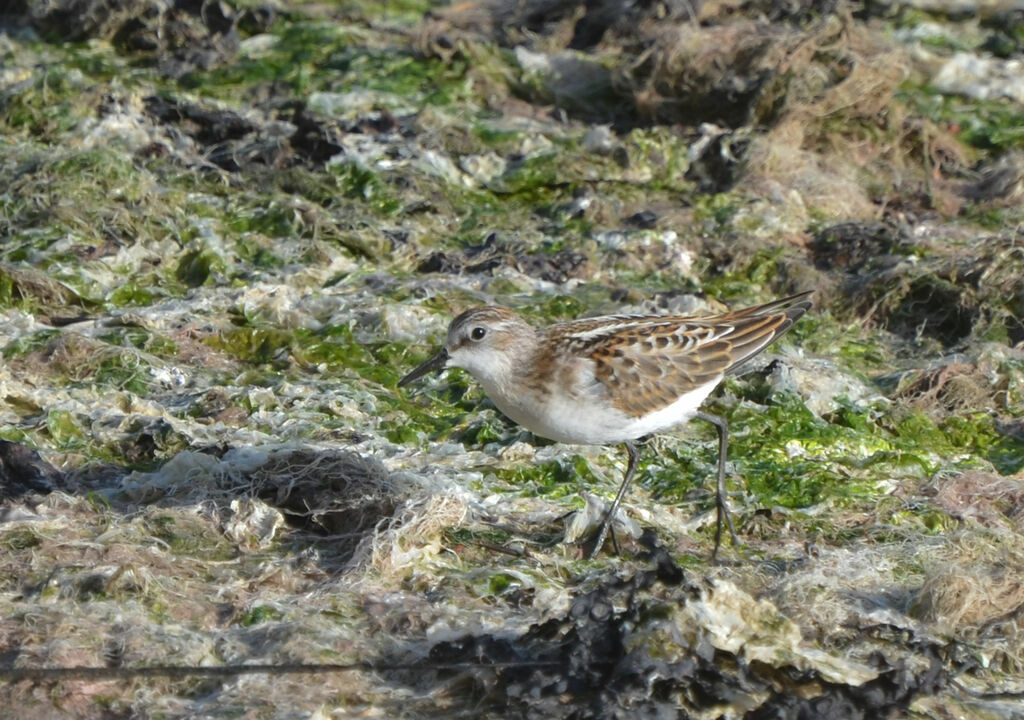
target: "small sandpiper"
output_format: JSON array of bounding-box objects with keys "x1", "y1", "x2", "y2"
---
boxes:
[{"x1": 399, "y1": 291, "x2": 812, "y2": 559}]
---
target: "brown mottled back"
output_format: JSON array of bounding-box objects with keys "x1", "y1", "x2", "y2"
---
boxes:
[{"x1": 545, "y1": 292, "x2": 812, "y2": 417}]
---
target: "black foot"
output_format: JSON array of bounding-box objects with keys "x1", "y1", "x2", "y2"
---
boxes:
[{"x1": 580, "y1": 520, "x2": 619, "y2": 559}]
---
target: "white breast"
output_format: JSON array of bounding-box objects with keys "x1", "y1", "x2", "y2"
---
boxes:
[{"x1": 479, "y1": 367, "x2": 722, "y2": 445}]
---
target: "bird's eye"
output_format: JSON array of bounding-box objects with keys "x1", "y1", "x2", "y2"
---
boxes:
[{"x1": 471, "y1": 327, "x2": 487, "y2": 341}]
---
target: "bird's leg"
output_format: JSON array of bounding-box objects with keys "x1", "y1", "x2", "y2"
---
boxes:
[
  {"x1": 587, "y1": 441, "x2": 640, "y2": 559},
  {"x1": 695, "y1": 411, "x2": 739, "y2": 560}
]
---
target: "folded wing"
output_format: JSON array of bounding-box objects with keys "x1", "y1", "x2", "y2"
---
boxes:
[{"x1": 559, "y1": 292, "x2": 811, "y2": 417}]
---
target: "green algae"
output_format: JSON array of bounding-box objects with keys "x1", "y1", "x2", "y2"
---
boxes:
[
  {"x1": 526, "y1": 294, "x2": 586, "y2": 324},
  {"x1": 455, "y1": 413, "x2": 510, "y2": 445},
  {"x1": 0, "y1": 427, "x2": 31, "y2": 443},
  {"x1": 92, "y1": 354, "x2": 152, "y2": 395},
  {"x1": 146, "y1": 511, "x2": 236, "y2": 561},
  {"x1": 945, "y1": 414, "x2": 1024, "y2": 474},
  {"x1": 0, "y1": 149, "x2": 165, "y2": 287},
  {"x1": 180, "y1": 22, "x2": 352, "y2": 97},
  {"x1": 1, "y1": 329, "x2": 61, "y2": 359},
  {"x1": 494, "y1": 456, "x2": 591, "y2": 501},
  {"x1": 0, "y1": 263, "x2": 89, "y2": 313},
  {"x1": 295, "y1": 326, "x2": 401, "y2": 386},
  {"x1": 0, "y1": 66, "x2": 94, "y2": 140},
  {"x1": 692, "y1": 193, "x2": 742, "y2": 229},
  {"x1": 492, "y1": 154, "x2": 565, "y2": 197},
  {"x1": 899, "y1": 87, "x2": 1024, "y2": 151},
  {"x1": 227, "y1": 207, "x2": 298, "y2": 243},
  {"x1": 107, "y1": 281, "x2": 159, "y2": 307},
  {"x1": 240, "y1": 605, "x2": 284, "y2": 626},
  {"x1": 325, "y1": 47, "x2": 471, "y2": 103},
  {"x1": 726, "y1": 395, "x2": 880, "y2": 509},
  {"x1": 486, "y1": 571, "x2": 517, "y2": 595},
  {"x1": 176, "y1": 248, "x2": 226, "y2": 288},
  {"x1": 0, "y1": 528, "x2": 42, "y2": 551},
  {"x1": 472, "y1": 122, "x2": 523, "y2": 151},
  {"x1": 190, "y1": 21, "x2": 469, "y2": 105},
  {"x1": 331, "y1": 160, "x2": 402, "y2": 215},
  {"x1": 45, "y1": 409, "x2": 85, "y2": 448},
  {"x1": 207, "y1": 326, "x2": 293, "y2": 367},
  {"x1": 701, "y1": 247, "x2": 788, "y2": 300},
  {"x1": 387, "y1": 378, "x2": 485, "y2": 444},
  {"x1": 445, "y1": 526, "x2": 512, "y2": 548},
  {"x1": 639, "y1": 386, "x2": 1012, "y2": 536}
]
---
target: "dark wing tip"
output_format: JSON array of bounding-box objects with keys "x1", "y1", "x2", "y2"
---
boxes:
[
  {"x1": 721, "y1": 294, "x2": 812, "y2": 374},
  {"x1": 722, "y1": 291, "x2": 813, "y2": 320}
]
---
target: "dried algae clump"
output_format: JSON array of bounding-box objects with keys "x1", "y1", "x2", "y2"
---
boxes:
[
  {"x1": 911, "y1": 534, "x2": 1024, "y2": 672},
  {"x1": 928, "y1": 470, "x2": 1024, "y2": 529},
  {"x1": 915, "y1": 562, "x2": 1024, "y2": 633}
]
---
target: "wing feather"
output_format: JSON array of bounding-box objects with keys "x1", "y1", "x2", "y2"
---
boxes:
[{"x1": 548, "y1": 292, "x2": 812, "y2": 417}]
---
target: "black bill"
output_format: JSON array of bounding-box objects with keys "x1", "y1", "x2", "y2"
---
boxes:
[{"x1": 398, "y1": 348, "x2": 449, "y2": 387}]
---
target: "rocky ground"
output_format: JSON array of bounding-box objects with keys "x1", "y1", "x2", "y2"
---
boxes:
[{"x1": 1, "y1": 0, "x2": 1024, "y2": 717}]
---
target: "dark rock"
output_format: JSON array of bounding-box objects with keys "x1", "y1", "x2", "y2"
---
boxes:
[
  {"x1": 889, "y1": 277, "x2": 978, "y2": 346},
  {"x1": 685, "y1": 126, "x2": 752, "y2": 193},
  {"x1": 624, "y1": 210, "x2": 658, "y2": 229},
  {"x1": 289, "y1": 104, "x2": 344, "y2": 164},
  {"x1": 384, "y1": 543, "x2": 949, "y2": 717},
  {"x1": 810, "y1": 222, "x2": 907, "y2": 273},
  {"x1": 0, "y1": 440, "x2": 64, "y2": 500},
  {"x1": 417, "y1": 251, "x2": 463, "y2": 274},
  {"x1": 515, "y1": 249, "x2": 588, "y2": 283}
]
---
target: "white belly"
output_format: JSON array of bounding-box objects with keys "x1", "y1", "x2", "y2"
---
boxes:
[{"x1": 484, "y1": 378, "x2": 721, "y2": 445}]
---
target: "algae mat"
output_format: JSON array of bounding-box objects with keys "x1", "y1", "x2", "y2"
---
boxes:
[{"x1": 1, "y1": 0, "x2": 1024, "y2": 717}]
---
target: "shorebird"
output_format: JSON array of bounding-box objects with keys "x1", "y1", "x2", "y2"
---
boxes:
[{"x1": 399, "y1": 291, "x2": 812, "y2": 558}]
